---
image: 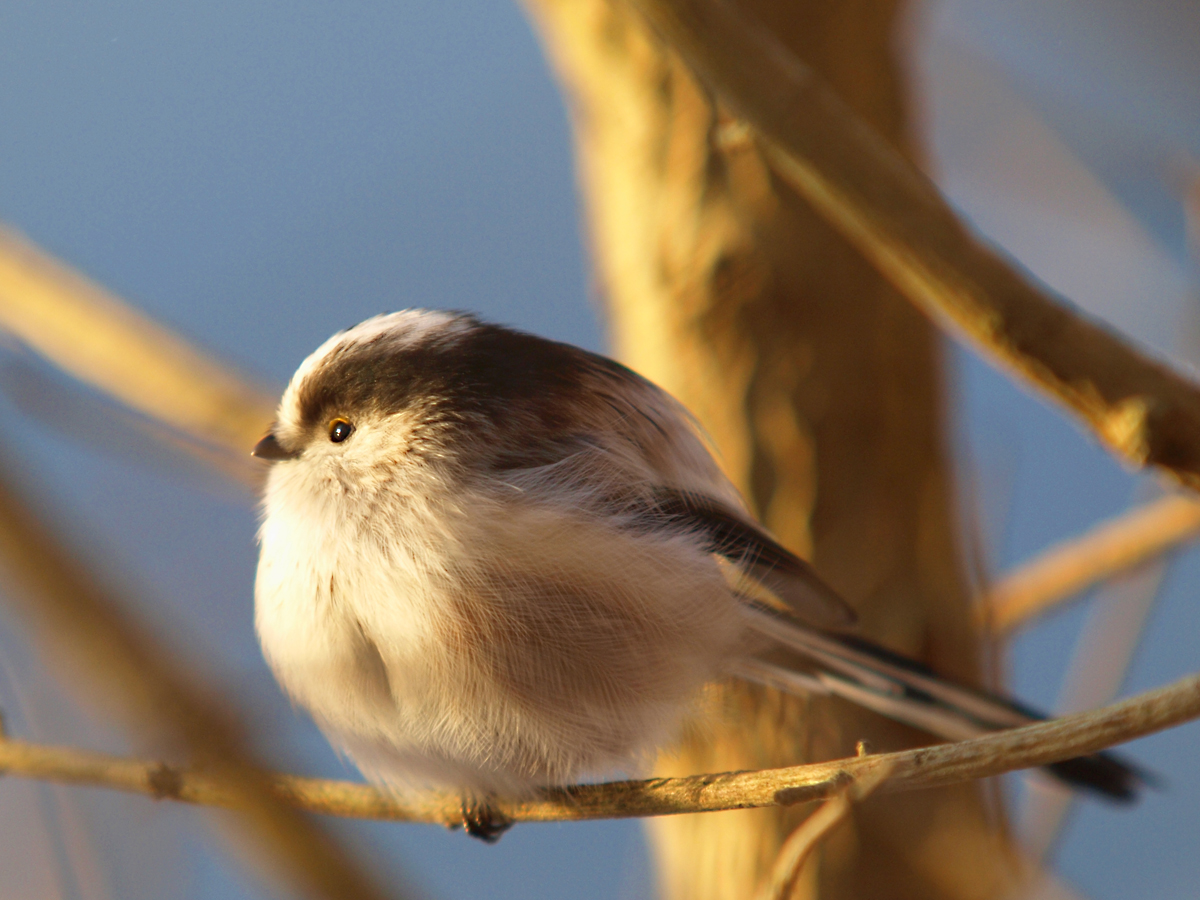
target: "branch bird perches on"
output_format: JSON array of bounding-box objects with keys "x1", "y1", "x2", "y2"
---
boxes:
[{"x1": 0, "y1": 669, "x2": 1195, "y2": 828}]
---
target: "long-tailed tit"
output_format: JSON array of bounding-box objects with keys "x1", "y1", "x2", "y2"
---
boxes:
[{"x1": 253, "y1": 310, "x2": 1140, "y2": 838}]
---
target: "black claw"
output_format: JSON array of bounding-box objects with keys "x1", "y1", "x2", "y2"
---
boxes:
[{"x1": 460, "y1": 796, "x2": 513, "y2": 843}]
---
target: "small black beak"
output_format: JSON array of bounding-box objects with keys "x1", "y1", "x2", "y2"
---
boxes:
[{"x1": 252, "y1": 431, "x2": 300, "y2": 461}]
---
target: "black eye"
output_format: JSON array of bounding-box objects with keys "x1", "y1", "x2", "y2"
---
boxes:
[{"x1": 328, "y1": 418, "x2": 354, "y2": 443}]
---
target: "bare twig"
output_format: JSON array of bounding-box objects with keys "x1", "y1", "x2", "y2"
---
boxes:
[
  {"x1": 982, "y1": 493, "x2": 1200, "y2": 634},
  {"x1": 0, "y1": 670, "x2": 1196, "y2": 825},
  {"x1": 625, "y1": 0, "x2": 1200, "y2": 489},
  {"x1": 757, "y1": 754, "x2": 895, "y2": 900},
  {"x1": 0, "y1": 226, "x2": 276, "y2": 458},
  {"x1": 0, "y1": 464, "x2": 400, "y2": 900}
]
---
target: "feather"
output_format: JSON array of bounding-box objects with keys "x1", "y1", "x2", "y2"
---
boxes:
[
  {"x1": 738, "y1": 601, "x2": 1148, "y2": 802},
  {"x1": 650, "y1": 488, "x2": 857, "y2": 629}
]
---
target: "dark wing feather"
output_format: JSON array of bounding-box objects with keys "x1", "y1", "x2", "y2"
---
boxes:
[{"x1": 651, "y1": 488, "x2": 856, "y2": 629}]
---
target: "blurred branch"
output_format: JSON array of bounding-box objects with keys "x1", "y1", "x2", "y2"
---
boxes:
[
  {"x1": 982, "y1": 494, "x2": 1200, "y2": 634},
  {"x1": 1019, "y1": 558, "x2": 1164, "y2": 861},
  {"x1": 757, "y1": 752, "x2": 895, "y2": 900},
  {"x1": 0, "y1": 226, "x2": 276, "y2": 458},
  {"x1": 2, "y1": 670, "x2": 1198, "y2": 825},
  {"x1": 1185, "y1": 165, "x2": 1200, "y2": 263},
  {"x1": 0, "y1": 466, "x2": 401, "y2": 900},
  {"x1": 626, "y1": 0, "x2": 1200, "y2": 489}
]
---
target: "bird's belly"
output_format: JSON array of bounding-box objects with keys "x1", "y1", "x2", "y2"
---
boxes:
[{"x1": 256, "y1": 502, "x2": 746, "y2": 794}]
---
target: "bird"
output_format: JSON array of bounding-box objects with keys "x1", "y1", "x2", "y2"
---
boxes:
[{"x1": 252, "y1": 309, "x2": 1141, "y2": 839}]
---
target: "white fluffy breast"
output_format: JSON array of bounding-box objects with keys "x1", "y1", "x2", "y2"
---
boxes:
[{"x1": 255, "y1": 455, "x2": 747, "y2": 793}]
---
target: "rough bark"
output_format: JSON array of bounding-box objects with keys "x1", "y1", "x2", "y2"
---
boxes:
[{"x1": 524, "y1": 1, "x2": 1023, "y2": 897}]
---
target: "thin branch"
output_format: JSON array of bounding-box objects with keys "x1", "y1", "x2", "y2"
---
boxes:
[
  {"x1": 625, "y1": 0, "x2": 1200, "y2": 489},
  {"x1": 0, "y1": 226, "x2": 276, "y2": 459},
  {"x1": 0, "y1": 462, "x2": 402, "y2": 900},
  {"x1": 1, "y1": 671, "x2": 1196, "y2": 826},
  {"x1": 982, "y1": 493, "x2": 1200, "y2": 634},
  {"x1": 757, "y1": 753, "x2": 895, "y2": 900}
]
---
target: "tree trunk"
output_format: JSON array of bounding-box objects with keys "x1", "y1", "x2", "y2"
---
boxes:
[{"x1": 523, "y1": 1, "x2": 1024, "y2": 897}]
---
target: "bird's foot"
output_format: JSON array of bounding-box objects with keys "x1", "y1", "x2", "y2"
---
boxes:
[{"x1": 460, "y1": 795, "x2": 512, "y2": 843}]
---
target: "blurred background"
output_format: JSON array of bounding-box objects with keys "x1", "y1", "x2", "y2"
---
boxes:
[{"x1": 0, "y1": 0, "x2": 1197, "y2": 897}]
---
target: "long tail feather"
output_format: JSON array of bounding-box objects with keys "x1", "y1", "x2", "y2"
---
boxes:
[{"x1": 738, "y1": 602, "x2": 1148, "y2": 802}]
